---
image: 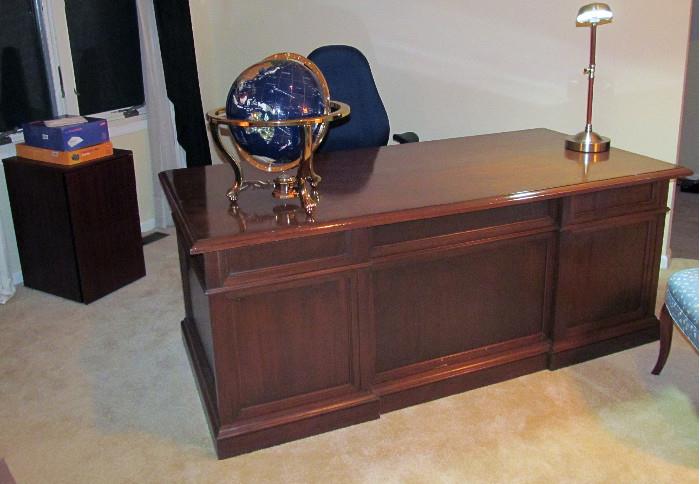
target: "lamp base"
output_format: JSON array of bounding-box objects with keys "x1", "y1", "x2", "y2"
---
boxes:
[{"x1": 565, "y1": 130, "x2": 610, "y2": 153}]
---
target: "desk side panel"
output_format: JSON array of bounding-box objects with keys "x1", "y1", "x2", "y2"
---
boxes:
[
  {"x1": 177, "y1": 230, "x2": 215, "y2": 370},
  {"x1": 177, "y1": 228, "x2": 221, "y2": 441}
]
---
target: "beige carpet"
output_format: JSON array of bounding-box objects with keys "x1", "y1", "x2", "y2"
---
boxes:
[{"x1": 0, "y1": 233, "x2": 697, "y2": 483}]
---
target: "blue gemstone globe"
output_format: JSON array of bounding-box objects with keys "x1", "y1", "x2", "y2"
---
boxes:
[{"x1": 226, "y1": 56, "x2": 327, "y2": 167}]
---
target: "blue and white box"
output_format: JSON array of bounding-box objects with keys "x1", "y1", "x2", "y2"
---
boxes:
[{"x1": 22, "y1": 116, "x2": 110, "y2": 151}]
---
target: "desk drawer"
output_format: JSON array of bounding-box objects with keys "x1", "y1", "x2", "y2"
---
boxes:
[
  {"x1": 563, "y1": 182, "x2": 666, "y2": 225},
  {"x1": 371, "y1": 201, "x2": 555, "y2": 257},
  {"x1": 218, "y1": 231, "x2": 352, "y2": 287}
]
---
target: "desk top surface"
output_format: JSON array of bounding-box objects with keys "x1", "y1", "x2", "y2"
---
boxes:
[{"x1": 160, "y1": 129, "x2": 691, "y2": 253}]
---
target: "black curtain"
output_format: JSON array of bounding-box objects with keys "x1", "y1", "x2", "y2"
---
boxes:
[{"x1": 152, "y1": 0, "x2": 211, "y2": 167}]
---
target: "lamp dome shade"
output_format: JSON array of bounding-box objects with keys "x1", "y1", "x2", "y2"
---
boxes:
[{"x1": 576, "y1": 3, "x2": 614, "y2": 26}]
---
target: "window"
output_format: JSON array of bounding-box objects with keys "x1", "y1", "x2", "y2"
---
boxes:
[
  {"x1": 0, "y1": 0, "x2": 144, "y2": 139},
  {"x1": 0, "y1": 0, "x2": 54, "y2": 133},
  {"x1": 64, "y1": 0, "x2": 144, "y2": 116}
]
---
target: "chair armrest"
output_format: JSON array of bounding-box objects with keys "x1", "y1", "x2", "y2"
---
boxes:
[{"x1": 392, "y1": 132, "x2": 419, "y2": 144}]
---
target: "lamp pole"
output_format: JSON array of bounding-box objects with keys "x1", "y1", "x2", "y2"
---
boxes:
[{"x1": 585, "y1": 23, "x2": 597, "y2": 131}]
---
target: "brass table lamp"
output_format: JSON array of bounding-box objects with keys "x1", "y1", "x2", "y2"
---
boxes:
[{"x1": 566, "y1": 3, "x2": 614, "y2": 153}]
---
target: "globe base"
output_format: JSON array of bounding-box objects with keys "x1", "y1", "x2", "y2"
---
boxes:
[{"x1": 272, "y1": 174, "x2": 298, "y2": 199}]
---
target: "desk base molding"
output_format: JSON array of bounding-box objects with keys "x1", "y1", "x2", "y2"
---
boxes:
[
  {"x1": 548, "y1": 319, "x2": 660, "y2": 369},
  {"x1": 184, "y1": 312, "x2": 660, "y2": 458},
  {"x1": 375, "y1": 352, "x2": 550, "y2": 414}
]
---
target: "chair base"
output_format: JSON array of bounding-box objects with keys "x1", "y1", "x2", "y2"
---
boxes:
[{"x1": 652, "y1": 304, "x2": 674, "y2": 375}]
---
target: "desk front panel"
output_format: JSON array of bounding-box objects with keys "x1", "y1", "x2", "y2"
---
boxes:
[
  {"x1": 173, "y1": 179, "x2": 673, "y2": 457},
  {"x1": 371, "y1": 233, "x2": 553, "y2": 376},
  {"x1": 364, "y1": 200, "x2": 558, "y2": 408}
]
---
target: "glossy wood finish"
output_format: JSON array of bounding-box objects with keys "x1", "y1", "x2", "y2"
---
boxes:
[
  {"x1": 3, "y1": 150, "x2": 145, "y2": 303},
  {"x1": 160, "y1": 129, "x2": 691, "y2": 458},
  {"x1": 161, "y1": 129, "x2": 688, "y2": 253}
]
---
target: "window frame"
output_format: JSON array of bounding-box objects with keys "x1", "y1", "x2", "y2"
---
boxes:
[{"x1": 0, "y1": 0, "x2": 147, "y2": 155}]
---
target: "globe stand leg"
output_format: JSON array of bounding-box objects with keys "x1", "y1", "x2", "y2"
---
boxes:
[
  {"x1": 209, "y1": 118, "x2": 244, "y2": 202},
  {"x1": 296, "y1": 124, "x2": 320, "y2": 214},
  {"x1": 228, "y1": 203, "x2": 247, "y2": 232},
  {"x1": 273, "y1": 204, "x2": 304, "y2": 226}
]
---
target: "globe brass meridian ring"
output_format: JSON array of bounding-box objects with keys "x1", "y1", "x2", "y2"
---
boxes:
[{"x1": 206, "y1": 100, "x2": 350, "y2": 173}]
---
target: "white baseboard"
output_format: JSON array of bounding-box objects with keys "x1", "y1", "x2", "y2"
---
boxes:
[
  {"x1": 140, "y1": 218, "x2": 156, "y2": 233},
  {"x1": 11, "y1": 218, "x2": 158, "y2": 286},
  {"x1": 660, "y1": 255, "x2": 669, "y2": 269}
]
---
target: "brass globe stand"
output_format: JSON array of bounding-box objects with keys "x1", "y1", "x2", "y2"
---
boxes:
[{"x1": 206, "y1": 100, "x2": 350, "y2": 215}]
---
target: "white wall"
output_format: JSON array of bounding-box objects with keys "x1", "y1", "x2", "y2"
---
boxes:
[
  {"x1": 191, "y1": 0, "x2": 691, "y2": 164},
  {"x1": 678, "y1": 0, "x2": 698, "y2": 178},
  {"x1": 111, "y1": 127, "x2": 155, "y2": 231}
]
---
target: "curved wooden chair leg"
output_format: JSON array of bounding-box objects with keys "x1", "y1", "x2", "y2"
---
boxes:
[{"x1": 652, "y1": 304, "x2": 674, "y2": 375}]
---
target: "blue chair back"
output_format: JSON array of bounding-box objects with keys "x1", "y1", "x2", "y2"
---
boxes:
[{"x1": 308, "y1": 45, "x2": 390, "y2": 153}]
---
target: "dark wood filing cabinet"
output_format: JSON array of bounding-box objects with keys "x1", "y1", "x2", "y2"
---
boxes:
[{"x1": 3, "y1": 149, "x2": 146, "y2": 303}]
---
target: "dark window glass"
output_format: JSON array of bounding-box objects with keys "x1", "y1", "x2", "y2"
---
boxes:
[
  {"x1": 64, "y1": 0, "x2": 144, "y2": 115},
  {"x1": 0, "y1": 0, "x2": 54, "y2": 132}
]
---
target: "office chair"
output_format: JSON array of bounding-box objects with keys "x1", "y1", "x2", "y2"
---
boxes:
[{"x1": 308, "y1": 45, "x2": 418, "y2": 153}]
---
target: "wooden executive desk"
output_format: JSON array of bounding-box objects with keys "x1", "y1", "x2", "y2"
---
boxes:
[{"x1": 160, "y1": 128, "x2": 691, "y2": 458}]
